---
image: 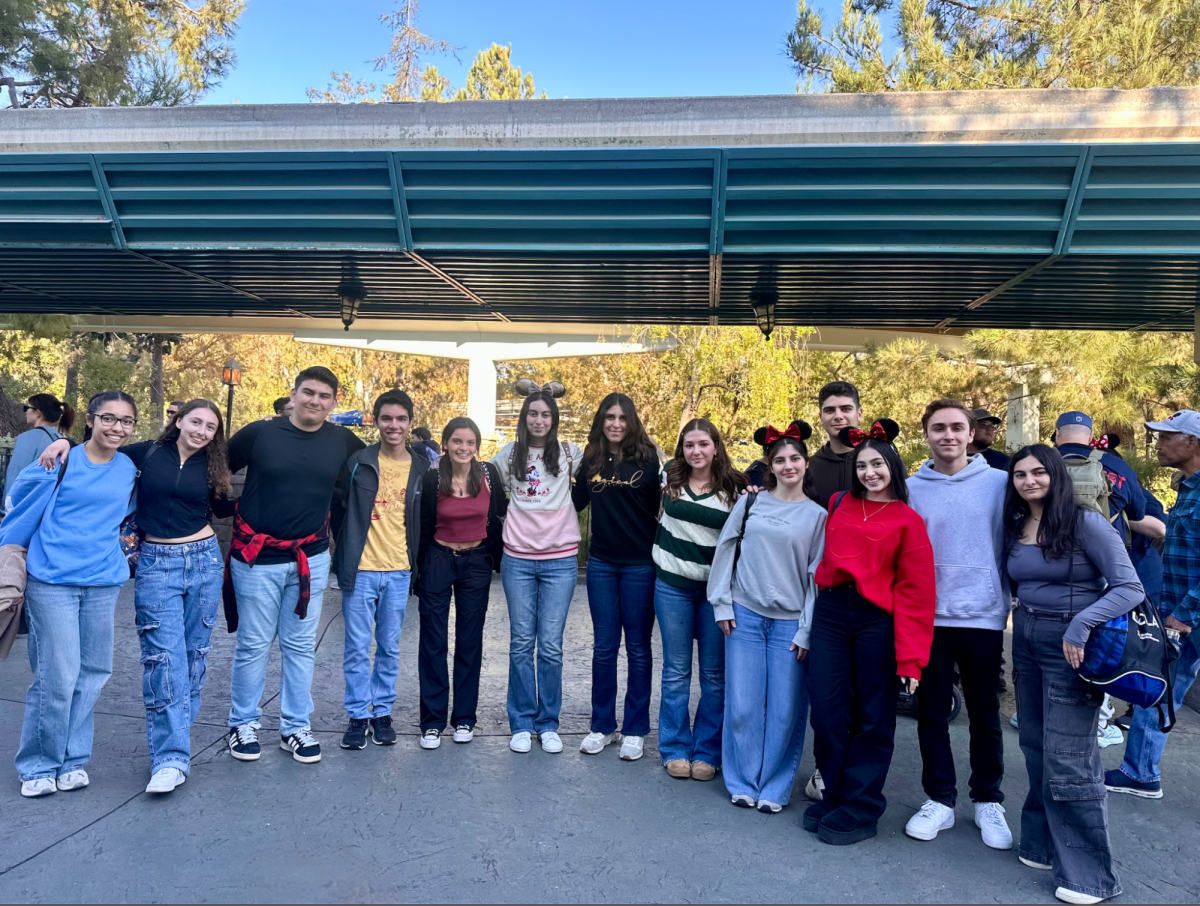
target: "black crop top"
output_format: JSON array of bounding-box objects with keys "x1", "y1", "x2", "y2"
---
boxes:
[{"x1": 123, "y1": 440, "x2": 235, "y2": 538}]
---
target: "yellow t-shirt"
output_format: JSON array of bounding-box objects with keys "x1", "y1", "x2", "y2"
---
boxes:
[{"x1": 357, "y1": 455, "x2": 412, "y2": 572}]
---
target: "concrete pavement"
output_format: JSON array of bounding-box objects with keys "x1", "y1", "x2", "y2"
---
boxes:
[{"x1": 0, "y1": 579, "x2": 1197, "y2": 904}]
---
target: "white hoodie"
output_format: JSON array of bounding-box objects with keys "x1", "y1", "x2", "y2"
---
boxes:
[{"x1": 906, "y1": 453, "x2": 1011, "y2": 631}]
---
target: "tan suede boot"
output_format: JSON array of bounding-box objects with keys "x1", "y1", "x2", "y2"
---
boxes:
[
  {"x1": 665, "y1": 759, "x2": 692, "y2": 779},
  {"x1": 691, "y1": 761, "x2": 717, "y2": 781}
]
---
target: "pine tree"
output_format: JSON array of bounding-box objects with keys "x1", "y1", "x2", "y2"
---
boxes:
[
  {"x1": 0, "y1": 0, "x2": 244, "y2": 107},
  {"x1": 449, "y1": 44, "x2": 546, "y2": 100},
  {"x1": 785, "y1": 0, "x2": 1200, "y2": 91}
]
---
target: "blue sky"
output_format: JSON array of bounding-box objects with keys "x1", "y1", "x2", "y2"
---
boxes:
[{"x1": 204, "y1": 0, "x2": 826, "y2": 104}]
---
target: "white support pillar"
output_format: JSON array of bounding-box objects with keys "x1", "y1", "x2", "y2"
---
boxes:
[
  {"x1": 1006, "y1": 382, "x2": 1041, "y2": 451},
  {"x1": 466, "y1": 352, "x2": 499, "y2": 438}
]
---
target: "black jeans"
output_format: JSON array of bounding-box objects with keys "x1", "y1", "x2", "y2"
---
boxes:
[
  {"x1": 417, "y1": 543, "x2": 492, "y2": 732},
  {"x1": 808, "y1": 586, "x2": 899, "y2": 827},
  {"x1": 917, "y1": 625, "x2": 1005, "y2": 807},
  {"x1": 1013, "y1": 605, "x2": 1120, "y2": 901}
]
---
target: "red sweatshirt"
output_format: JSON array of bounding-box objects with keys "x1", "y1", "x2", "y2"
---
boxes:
[{"x1": 814, "y1": 495, "x2": 936, "y2": 679}]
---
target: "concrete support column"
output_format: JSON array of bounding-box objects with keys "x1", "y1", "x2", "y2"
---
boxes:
[
  {"x1": 1007, "y1": 382, "x2": 1041, "y2": 451},
  {"x1": 466, "y1": 352, "x2": 499, "y2": 438}
]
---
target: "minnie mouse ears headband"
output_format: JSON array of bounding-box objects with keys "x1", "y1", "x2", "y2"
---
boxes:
[
  {"x1": 838, "y1": 418, "x2": 901, "y2": 448},
  {"x1": 515, "y1": 379, "x2": 566, "y2": 399},
  {"x1": 754, "y1": 419, "x2": 813, "y2": 448},
  {"x1": 1092, "y1": 433, "x2": 1120, "y2": 451}
]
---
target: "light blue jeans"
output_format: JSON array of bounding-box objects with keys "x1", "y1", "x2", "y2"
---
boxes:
[
  {"x1": 342, "y1": 569, "x2": 411, "y2": 719},
  {"x1": 502, "y1": 554, "x2": 577, "y2": 733},
  {"x1": 16, "y1": 578, "x2": 121, "y2": 781},
  {"x1": 134, "y1": 537, "x2": 224, "y2": 775},
  {"x1": 227, "y1": 551, "x2": 330, "y2": 736},
  {"x1": 655, "y1": 578, "x2": 724, "y2": 767},
  {"x1": 1119, "y1": 630, "x2": 1200, "y2": 783},
  {"x1": 722, "y1": 602, "x2": 808, "y2": 806}
]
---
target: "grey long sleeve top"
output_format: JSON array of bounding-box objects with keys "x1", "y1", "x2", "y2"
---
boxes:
[
  {"x1": 707, "y1": 491, "x2": 827, "y2": 649},
  {"x1": 1007, "y1": 509, "x2": 1145, "y2": 648}
]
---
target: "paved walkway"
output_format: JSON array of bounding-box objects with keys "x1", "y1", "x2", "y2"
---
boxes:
[{"x1": 0, "y1": 579, "x2": 1197, "y2": 904}]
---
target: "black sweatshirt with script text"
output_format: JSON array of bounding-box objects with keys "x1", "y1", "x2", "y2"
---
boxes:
[{"x1": 572, "y1": 454, "x2": 661, "y2": 566}]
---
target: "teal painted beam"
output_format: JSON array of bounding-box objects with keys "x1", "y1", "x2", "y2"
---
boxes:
[
  {"x1": 388, "y1": 154, "x2": 413, "y2": 252},
  {"x1": 88, "y1": 156, "x2": 125, "y2": 250},
  {"x1": 1055, "y1": 148, "x2": 1095, "y2": 254}
]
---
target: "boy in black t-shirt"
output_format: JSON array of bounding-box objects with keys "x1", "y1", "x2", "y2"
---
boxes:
[{"x1": 224, "y1": 367, "x2": 365, "y2": 765}]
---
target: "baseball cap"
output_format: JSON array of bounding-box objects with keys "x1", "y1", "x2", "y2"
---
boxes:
[
  {"x1": 1146, "y1": 409, "x2": 1200, "y2": 439},
  {"x1": 969, "y1": 408, "x2": 1002, "y2": 426},
  {"x1": 1055, "y1": 411, "x2": 1093, "y2": 430}
]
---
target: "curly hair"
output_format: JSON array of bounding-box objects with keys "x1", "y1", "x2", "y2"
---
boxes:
[
  {"x1": 158, "y1": 399, "x2": 232, "y2": 497},
  {"x1": 664, "y1": 418, "x2": 747, "y2": 506}
]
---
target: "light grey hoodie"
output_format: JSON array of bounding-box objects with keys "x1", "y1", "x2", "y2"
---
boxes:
[{"x1": 906, "y1": 453, "x2": 1011, "y2": 631}]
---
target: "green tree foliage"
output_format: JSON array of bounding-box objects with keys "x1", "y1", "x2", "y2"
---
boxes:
[
  {"x1": 442, "y1": 43, "x2": 546, "y2": 101},
  {"x1": 785, "y1": 0, "x2": 1200, "y2": 91},
  {"x1": 0, "y1": 0, "x2": 243, "y2": 107}
]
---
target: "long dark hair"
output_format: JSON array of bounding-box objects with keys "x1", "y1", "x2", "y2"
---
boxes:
[
  {"x1": 764, "y1": 420, "x2": 813, "y2": 491},
  {"x1": 514, "y1": 392, "x2": 563, "y2": 481},
  {"x1": 582, "y1": 393, "x2": 658, "y2": 478},
  {"x1": 842, "y1": 419, "x2": 908, "y2": 504},
  {"x1": 26, "y1": 393, "x2": 75, "y2": 435},
  {"x1": 1004, "y1": 443, "x2": 1081, "y2": 560},
  {"x1": 82, "y1": 390, "x2": 137, "y2": 442},
  {"x1": 665, "y1": 418, "x2": 747, "y2": 506},
  {"x1": 158, "y1": 399, "x2": 232, "y2": 497},
  {"x1": 438, "y1": 416, "x2": 484, "y2": 498}
]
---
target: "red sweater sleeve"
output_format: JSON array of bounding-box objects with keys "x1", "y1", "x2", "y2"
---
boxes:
[{"x1": 892, "y1": 511, "x2": 936, "y2": 679}]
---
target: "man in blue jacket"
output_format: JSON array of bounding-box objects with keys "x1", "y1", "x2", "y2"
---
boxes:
[{"x1": 1054, "y1": 411, "x2": 1151, "y2": 545}]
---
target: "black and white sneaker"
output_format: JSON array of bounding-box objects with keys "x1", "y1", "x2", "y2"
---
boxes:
[
  {"x1": 370, "y1": 715, "x2": 397, "y2": 746},
  {"x1": 281, "y1": 729, "x2": 322, "y2": 763},
  {"x1": 227, "y1": 725, "x2": 261, "y2": 761},
  {"x1": 341, "y1": 718, "x2": 369, "y2": 750}
]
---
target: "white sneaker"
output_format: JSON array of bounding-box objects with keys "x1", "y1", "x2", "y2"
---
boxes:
[
  {"x1": 540, "y1": 731, "x2": 563, "y2": 754},
  {"x1": 580, "y1": 731, "x2": 620, "y2": 754},
  {"x1": 905, "y1": 799, "x2": 955, "y2": 841},
  {"x1": 619, "y1": 735, "x2": 644, "y2": 761},
  {"x1": 1020, "y1": 856, "x2": 1053, "y2": 870},
  {"x1": 1097, "y1": 724, "x2": 1124, "y2": 748},
  {"x1": 805, "y1": 769, "x2": 825, "y2": 801},
  {"x1": 420, "y1": 729, "x2": 441, "y2": 750},
  {"x1": 974, "y1": 801, "x2": 1013, "y2": 850},
  {"x1": 453, "y1": 725, "x2": 474, "y2": 744},
  {"x1": 145, "y1": 768, "x2": 187, "y2": 794},
  {"x1": 56, "y1": 770, "x2": 89, "y2": 792},
  {"x1": 510, "y1": 731, "x2": 532, "y2": 753},
  {"x1": 1055, "y1": 887, "x2": 1106, "y2": 905},
  {"x1": 21, "y1": 778, "x2": 56, "y2": 798}
]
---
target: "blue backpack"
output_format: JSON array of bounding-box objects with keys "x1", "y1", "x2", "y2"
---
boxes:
[{"x1": 1079, "y1": 592, "x2": 1179, "y2": 732}]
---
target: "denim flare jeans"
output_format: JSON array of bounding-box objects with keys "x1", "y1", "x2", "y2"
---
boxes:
[
  {"x1": 134, "y1": 537, "x2": 224, "y2": 775},
  {"x1": 585, "y1": 556, "x2": 656, "y2": 737}
]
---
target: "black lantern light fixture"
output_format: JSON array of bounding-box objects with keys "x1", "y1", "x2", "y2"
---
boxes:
[
  {"x1": 337, "y1": 259, "x2": 368, "y2": 331},
  {"x1": 222, "y1": 357, "x2": 243, "y2": 429},
  {"x1": 750, "y1": 288, "x2": 778, "y2": 340}
]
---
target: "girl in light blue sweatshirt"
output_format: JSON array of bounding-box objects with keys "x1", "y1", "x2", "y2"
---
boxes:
[{"x1": 2, "y1": 391, "x2": 138, "y2": 799}]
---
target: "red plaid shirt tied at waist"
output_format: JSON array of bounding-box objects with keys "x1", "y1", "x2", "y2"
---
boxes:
[{"x1": 222, "y1": 510, "x2": 329, "y2": 632}]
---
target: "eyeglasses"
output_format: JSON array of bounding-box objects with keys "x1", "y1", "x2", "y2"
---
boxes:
[
  {"x1": 93, "y1": 414, "x2": 137, "y2": 429},
  {"x1": 21, "y1": 405, "x2": 31, "y2": 412}
]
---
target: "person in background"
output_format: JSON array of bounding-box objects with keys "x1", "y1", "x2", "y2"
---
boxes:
[
  {"x1": 1053, "y1": 412, "x2": 1150, "y2": 545},
  {"x1": 3, "y1": 394, "x2": 75, "y2": 513},
  {"x1": 272, "y1": 397, "x2": 294, "y2": 418},
  {"x1": 806, "y1": 418, "x2": 936, "y2": 846},
  {"x1": 411, "y1": 426, "x2": 441, "y2": 464},
  {"x1": 416, "y1": 416, "x2": 507, "y2": 750},
  {"x1": 1, "y1": 391, "x2": 139, "y2": 799},
  {"x1": 708, "y1": 421, "x2": 824, "y2": 811},
  {"x1": 490, "y1": 381, "x2": 584, "y2": 756},
  {"x1": 968, "y1": 409, "x2": 1010, "y2": 472},
  {"x1": 654, "y1": 418, "x2": 747, "y2": 782},
  {"x1": 745, "y1": 427, "x2": 771, "y2": 489},
  {"x1": 1005, "y1": 445, "x2": 1141, "y2": 905},
  {"x1": 572, "y1": 393, "x2": 662, "y2": 762},
  {"x1": 805, "y1": 382, "x2": 863, "y2": 510},
  {"x1": 905, "y1": 401, "x2": 1012, "y2": 851},
  {"x1": 165, "y1": 400, "x2": 184, "y2": 425},
  {"x1": 223, "y1": 367, "x2": 365, "y2": 766},
  {"x1": 1106, "y1": 410, "x2": 1200, "y2": 801},
  {"x1": 333, "y1": 390, "x2": 430, "y2": 750}
]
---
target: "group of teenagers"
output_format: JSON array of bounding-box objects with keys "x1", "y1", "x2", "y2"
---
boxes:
[{"x1": 4, "y1": 369, "x2": 1200, "y2": 906}]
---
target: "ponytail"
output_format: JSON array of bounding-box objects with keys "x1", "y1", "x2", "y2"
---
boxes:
[
  {"x1": 58, "y1": 402, "x2": 75, "y2": 435},
  {"x1": 25, "y1": 393, "x2": 74, "y2": 434}
]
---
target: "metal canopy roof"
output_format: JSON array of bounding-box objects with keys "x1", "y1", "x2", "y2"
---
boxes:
[{"x1": 0, "y1": 89, "x2": 1197, "y2": 334}]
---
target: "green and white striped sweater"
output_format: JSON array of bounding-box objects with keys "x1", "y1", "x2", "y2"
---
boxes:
[{"x1": 652, "y1": 484, "x2": 736, "y2": 591}]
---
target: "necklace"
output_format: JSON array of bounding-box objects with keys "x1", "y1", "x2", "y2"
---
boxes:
[{"x1": 862, "y1": 498, "x2": 894, "y2": 522}]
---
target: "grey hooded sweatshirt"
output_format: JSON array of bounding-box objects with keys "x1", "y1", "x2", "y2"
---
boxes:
[{"x1": 906, "y1": 454, "x2": 1011, "y2": 631}]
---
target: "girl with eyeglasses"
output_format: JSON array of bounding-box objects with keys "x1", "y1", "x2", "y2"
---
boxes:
[
  {"x1": 1, "y1": 392, "x2": 140, "y2": 799},
  {"x1": 2, "y1": 394, "x2": 75, "y2": 513}
]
